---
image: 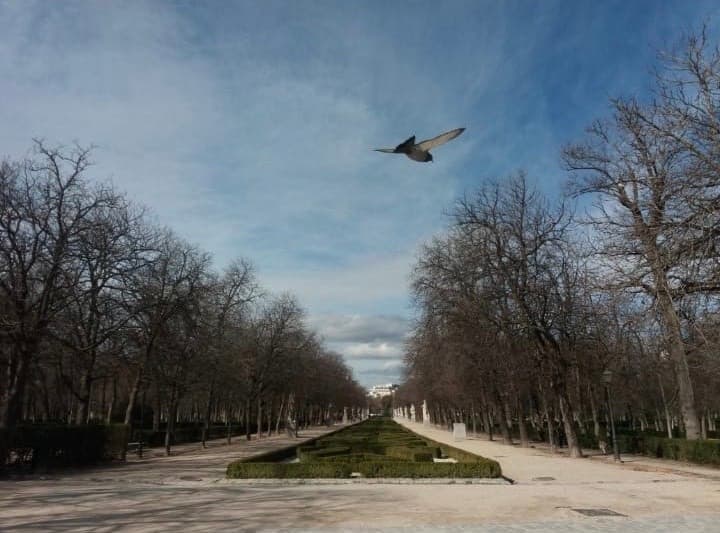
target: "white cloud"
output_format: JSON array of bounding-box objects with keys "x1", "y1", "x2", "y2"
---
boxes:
[
  {"x1": 339, "y1": 342, "x2": 403, "y2": 360},
  {"x1": 263, "y1": 253, "x2": 417, "y2": 313},
  {"x1": 308, "y1": 313, "x2": 409, "y2": 343}
]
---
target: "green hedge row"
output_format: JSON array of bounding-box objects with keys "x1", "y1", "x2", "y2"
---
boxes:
[
  {"x1": 384, "y1": 445, "x2": 439, "y2": 462},
  {"x1": 417, "y1": 435, "x2": 498, "y2": 465},
  {"x1": 297, "y1": 445, "x2": 351, "y2": 461},
  {"x1": 226, "y1": 418, "x2": 502, "y2": 479},
  {"x1": 319, "y1": 453, "x2": 403, "y2": 463},
  {"x1": 576, "y1": 430, "x2": 720, "y2": 466},
  {"x1": 241, "y1": 444, "x2": 299, "y2": 464},
  {"x1": 617, "y1": 435, "x2": 720, "y2": 465},
  {"x1": 227, "y1": 461, "x2": 354, "y2": 478},
  {"x1": 132, "y1": 424, "x2": 246, "y2": 447},
  {"x1": 358, "y1": 460, "x2": 500, "y2": 478},
  {"x1": 243, "y1": 423, "x2": 355, "y2": 465},
  {"x1": 1, "y1": 424, "x2": 129, "y2": 470},
  {"x1": 298, "y1": 418, "x2": 438, "y2": 463},
  {"x1": 311, "y1": 418, "x2": 500, "y2": 473},
  {"x1": 226, "y1": 460, "x2": 501, "y2": 478}
]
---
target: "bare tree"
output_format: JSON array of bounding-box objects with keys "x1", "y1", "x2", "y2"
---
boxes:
[
  {"x1": 563, "y1": 98, "x2": 703, "y2": 439},
  {"x1": 0, "y1": 142, "x2": 113, "y2": 428},
  {"x1": 122, "y1": 232, "x2": 210, "y2": 426},
  {"x1": 52, "y1": 193, "x2": 149, "y2": 424}
]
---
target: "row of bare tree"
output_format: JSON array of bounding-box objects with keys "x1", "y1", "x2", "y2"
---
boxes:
[
  {"x1": 398, "y1": 29, "x2": 720, "y2": 454},
  {"x1": 0, "y1": 141, "x2": 367, "y2": 453}
]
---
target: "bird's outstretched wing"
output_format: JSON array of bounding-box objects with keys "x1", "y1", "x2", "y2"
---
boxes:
[
  {"x1": 396, "y1": 135, "x2": 416, "y2": 150},
  {"x1": 416, "y1": 128, "x2": 465, "y2": 151},
  {"x1": 374, "y1": 148, "x2": 396, "y2": 153}
]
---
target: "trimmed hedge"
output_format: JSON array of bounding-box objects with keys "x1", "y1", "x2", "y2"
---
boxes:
[
  {"x1": 297, "y1": 445, "x2": 351, "y2": 461},
  {"x1": 319, "y1": 453, "x2": 403, "y2": 463},
  {"x1": 226, "y1": 459, "x2": 501, "y2": 479},
  {"x1": 2, "y1": 424, "x2": 130, "y2": 470},
  {"x1": 384, "y1": 445, "x2": 439, "y2": 462},
  {"x1": 132, "y1": 424, "x2": 245, "y2": 447},
  {"x1": 416, "y1": 435, "x2": 496, "y2": 464},
  {"x1": 227, "y1": 461, "x2": 353, "y2": 478},
  {"x1": 241, "y1": 444, "x2": 298, "y2": 464},
  {"x1": 357, "y1": 460, "x2": 501, "y2": 478},
  {"x1": 226, "y1": 418, "x2": 502, "y2": 479},
  {"x1": 577, "y1": 430, "x2": 720, "y2": 467},
  {"x1": 638, "y1": 436, "x2": 720, "y2": 465}
]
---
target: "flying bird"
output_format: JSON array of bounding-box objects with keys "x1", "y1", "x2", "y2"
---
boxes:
[{"x1": 374, "y1": 127, "x2": 465, "y2": 162}]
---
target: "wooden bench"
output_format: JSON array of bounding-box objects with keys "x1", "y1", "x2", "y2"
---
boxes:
[{"x1": 127, "y1": 441, "x2": 145, "y2": 457}]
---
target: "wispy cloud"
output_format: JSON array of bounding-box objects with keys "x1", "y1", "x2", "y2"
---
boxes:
[
  {"x1": 1, "y1": 0, "x2": 716, "y2": 387},
  {"x1": 308, "y1": 314, "x2": 409, "y2": 344}
]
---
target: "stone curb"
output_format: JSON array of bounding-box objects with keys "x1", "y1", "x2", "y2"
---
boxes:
[{"x1": 219, "y1": 477, "x2": 511, "y2": 485}]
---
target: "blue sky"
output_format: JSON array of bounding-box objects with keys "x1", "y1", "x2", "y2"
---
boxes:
[{"x1": 1, "y1": 0, "x2": 718, "y2": 386}]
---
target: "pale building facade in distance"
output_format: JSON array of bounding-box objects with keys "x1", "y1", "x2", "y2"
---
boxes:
[{"x1": 368, "y1": 383, "x2": 399, "y2": 398}]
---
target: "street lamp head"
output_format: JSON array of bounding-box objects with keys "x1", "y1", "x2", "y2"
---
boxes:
[{"x1": 602, "y1": 369, "x2": 613, "y2": 384}]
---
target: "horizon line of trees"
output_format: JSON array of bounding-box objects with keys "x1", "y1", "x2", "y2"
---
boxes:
[
  {"x1": 0, "y1": 140, "x2": 367, "y2": 455},
  {"x1": 398, "y1": 28, "x2": 720, "y2": 455}
]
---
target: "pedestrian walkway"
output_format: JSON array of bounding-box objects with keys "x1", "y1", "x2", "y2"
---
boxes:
[
  {"x1": 2, "y1": 418, "x2": 720, "y2": 531},
  {"x1": 115, "y1": 424, "x2": 350, "y2": 484},
  {"x1": 8, "y1": 424, "x2": 345, "y2": 486},
  {"x1": 395, "y1": 417, "x2": 720, "y2": 484}
]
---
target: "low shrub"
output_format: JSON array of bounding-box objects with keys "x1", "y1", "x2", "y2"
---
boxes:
[
  {"x1": 577, "y1": 432, "x2": 600, "y2": 450},
  {"x1": 357, "y1": 460, "x2": 501, "y2": 478},
  {"x1": 297, "y1": 445, "x2": 350, "y2": 461},
  {"x1": 225, "y1": 418, "x2": 502, "y2": 479},
  {"x1": 319, "y1": 453, "x2": 403, "y2": 463},
  {"x1": 641, "y1": 436, "x2": 720, "y2": 465},
  {"x1": 384, "y1": 446, "x2": 439, "y2": 462},
  {"x1": 242, "y1": 444, "x2": 298, "y2": 464},
  {"x1": 226, "y1": 459, "x2": 501, "y2": 478},
  {"x1": 2, "y1": 423, "x2": 130, "y2": 470},
  {"x1": 132, "y1": 424, "x2": 246, "y2": 447},
  {"x1": 583, "y1": 431, "x2": 720, "y2": 466},
  {"x1": 418, "y1": 436, "x2": 496, "y2": 465},
  {"x1": 226, "y1": 461, "x2": 353, "y2": 478}
]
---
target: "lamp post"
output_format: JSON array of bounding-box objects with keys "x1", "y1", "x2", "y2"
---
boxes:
[{"x1": 602, "y1": 369, "x2": 621, "y2": 462}]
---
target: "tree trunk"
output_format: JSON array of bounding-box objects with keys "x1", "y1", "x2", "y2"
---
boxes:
[
  {"x1": 559, "y1": 391, "x2": 582, "y2": 458},
  {"x1": 540, "y1": 386, "x2": 556, "y2": 452},
  {"x1": 517, "y1": 394, "x2": 529, "y2": 447},
  {"x1": 0, "y1": 345, "x2": 32, "y2": 429},
  {"x1": 471, "y1": 403, "x2": 477, "y2": 435},
  {"x1": 100, "y1": 378, "x2": 107, "y2": 422},
  {"x1": 105, "y1": 378, "x2": 116, "y2": 424},
  {"x1": 40, "y1": 369, "x2": 52, "y2": 421},
  {"x1": 202, "y1": 382, "x2": 214, "y2": 448},
  {"x1": 275, "y1": 396, "x2": 285, "y2": 434},
  {"x1": 152, "y1": 383, "x2": 161, "y2": 431},
  {"x1": 655, "y1": 281, "x2": 700, "y2": 439},
  {"x1": 588, "y1": 384, "x2": 600, "y2": 438},
  {"x1": 256, "y1": 397, "x2": 262, "y2": 439},
  {"x1": 496, "y1": 401, "x2": 512, "y2": 445},
  {"x1": 658, "y1": 373, "x2": 673, "y2": 439},
  {"x1": 245, "y1": 398, "x2": 252, "y2": 440},
  {"x1": 75, "y1": 371, "x2": 92, "y2": 425},
  {"x1": 503, "y1": 400, "x2": 513, "y2": 434},
  {"x1": 480, "y1": 391, "x2": 493, "y2": 440},
  {"x1": 124, "y1": 370, "x2": 142, "y2": 425},
  {"x1": 164, "y1": 396, "x2": 177, "y2": 456}
]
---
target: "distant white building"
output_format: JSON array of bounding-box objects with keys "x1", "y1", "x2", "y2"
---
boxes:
[{"x1": 368, "y1": 383, "x2": 399, "y2": 398}]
